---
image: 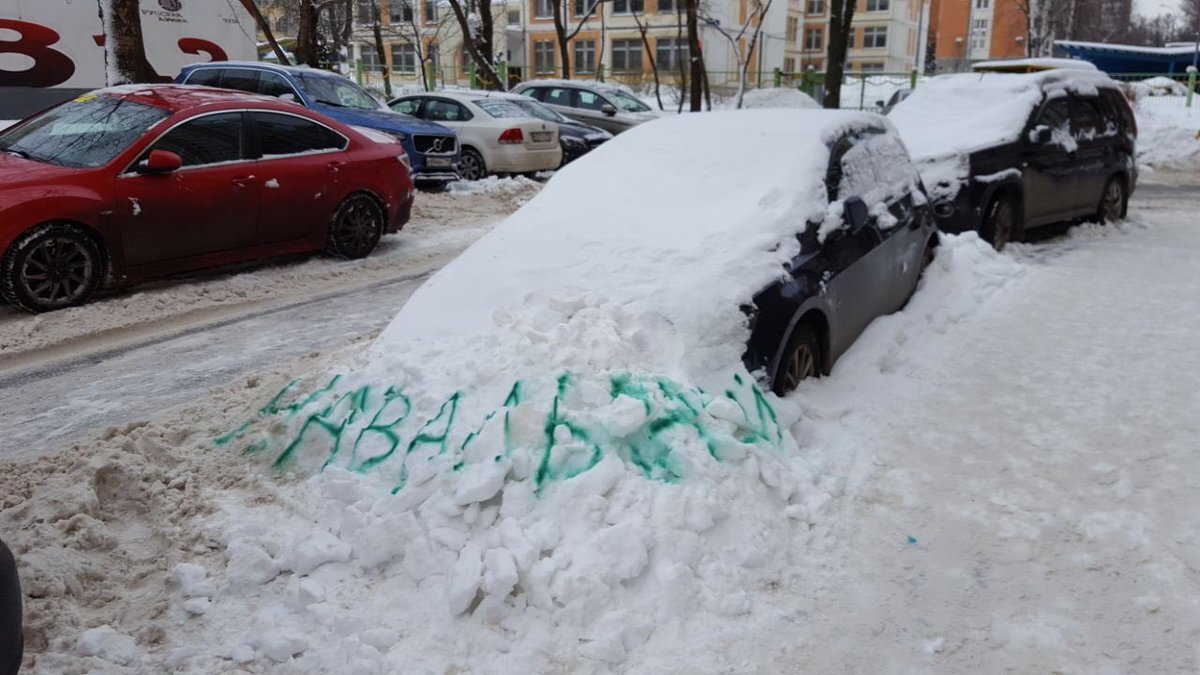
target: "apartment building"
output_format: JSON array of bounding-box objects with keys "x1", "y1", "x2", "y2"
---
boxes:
[
  {"x1": 931, "y1": 0, "x2": 1026, "y2": 72},
  {"x1": 799, "y1": 0, "x2": 929, "y2": 73}
]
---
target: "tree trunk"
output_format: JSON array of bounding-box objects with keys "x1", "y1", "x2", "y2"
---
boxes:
[
  {"x1": 633, "y1": 11, "x2": 664, "y2": 109},
  {"x1": 552, "y1": 0, "x2": 573, "y2": 79},
  {"x1": 824, "y1": 0, "x2": 855, "y2": 109},
  {"x1": 295, "y1": 0, "x2": 322, "y2": 67},
  {"x1": 447, "y1": 0, "x2": 502, "y2": 89},
  {"x1": 371, "y1": 5, "x2": 391, "y2": 97},
  {"x1": 102, "y1": 0, "x2": 164, "y2": 84},
  {"x1": 685, "y1": 0, "x2": 703, "y2": 112},
  {"x1": 239, "y1": 0, "x2": 291, "y2": 64}
]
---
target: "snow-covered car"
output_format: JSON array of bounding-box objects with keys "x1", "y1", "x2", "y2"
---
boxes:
[
  {"x1": 889, "y1": 69, "x2": 1137, "y2": 250},
  {"x1": 510, "y1": 80, "x2": 660, "y2": 135},
  {"x1": 387, "y1": 91, "x2": 561, "y2": 180}
]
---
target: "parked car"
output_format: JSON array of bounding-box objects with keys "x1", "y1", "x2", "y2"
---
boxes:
[
  {"x1": 0, "y1": 85, "x2": 413, "y2": 313},
  {"x1": 388, "y1": 90, "x2": 561, "y2": 180},
  {"x1": 500, "y1": 93, "x2": 612, "y2": 165},
  {"x1": 890, "y1": 69, "x2": 1137, "y2": 250},
  {"x1": 175, "y1": 62, "x2": 460, "y2": 185},
  {"x1": 876, "y1": 87, "x2": 911, "y2": 114},
  {"x1": 509, "y1": 80, "x2": 660, "y2": 135},
  {"x1": 0, "y1": 538, "x2": 19, "y2": 675}
]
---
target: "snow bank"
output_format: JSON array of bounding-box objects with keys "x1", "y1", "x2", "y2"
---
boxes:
[
  {"x1": 446, "y1": 175, "x2": 542, "y2": 196},
  {"x1": 737, "y1": 87, "x2": 820, "y2": 109},
  {"x1": 1134, "y1": 98, "x2": 1200, "y2": 171}
]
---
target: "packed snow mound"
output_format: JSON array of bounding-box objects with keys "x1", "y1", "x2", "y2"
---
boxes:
[
  {"x1": 737, "y1": 87, "x2": 820, "y2": 109},
  {"x1": 1135, "y1": 101, "x2": 1200, "y2": 171}
]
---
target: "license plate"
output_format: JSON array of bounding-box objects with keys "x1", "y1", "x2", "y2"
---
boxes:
[
  {"x1": 426, "y1": 157, "x2": 451, "y2": 168},
  {"x1": 531, "y1": 131, "x2": 552, "y2": 142}
]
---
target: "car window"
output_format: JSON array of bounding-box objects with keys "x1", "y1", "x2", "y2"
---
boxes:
[
  {"x1": 825, "y1": 136, "x2": 854, "y2": 202},
  {"x1": 862, "y1": 132, "x2": 919, "y2": 199},
  {"x1": 258, "y1": 72, "x2": 298, "y2": 99},
  {"x1": 0, "y1": 95, "x2": 169, "y2": 168},
  {"x1": 576, "y1": 90, "x2": 609, "y2": 111},
  {"x1": 390, "y1": 98, "x2": 422, "y2": 115},
  {"x1": 1035, "y1": 97, "x2": 1070, "y2": 130},
  {"x1": 1070, "y1": 98, "x2": 1103, "y2": 139},
  {"x1": 543, "y1": 88, "x2": 574, "y2": 107},
  {"x1": 838, "y1": 142, "x2": 877, "y2": 202},
  {"x1": 606, "y1": 90, "x2": 651, "y2": 112},
  {"x1": 510, "y1": 98, "x2": 564, "y2": 123},
  {"x1": 297, "y1": 73, "x2": 382, "y2": 111},
  {"x1": 473, "y1": 99, "x2": 528, "y2": 118},
  {"x1": 185, "y1": 69, "x2": 222, "y2": 87},
  {"x1": 220, "y1": 69, "x2": 260, "y2": 94},
  {"x1": 252, "y1": 112, "x2": 346, "y2": 157},
  {"x1": 525, "y1": 87, "x2": 548, "y2": 102},
  {"x1": 423, "y1": 99, "x2": 471, "y2": 122},
  {"x1": 149, "y1": 112, "x2": 247, "y2": 167},
  {"x1": 1099, "y1": 89, "x2": 1135, "y2": 133}
]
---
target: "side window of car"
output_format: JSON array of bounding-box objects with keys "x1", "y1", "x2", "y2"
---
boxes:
[
  {"x1": 1034, "y1": 97, "x2": 1070, "y2": 131},
  {"x1": 862, "y1": 132, "x2": 919, "y2": 200},
  {"x1": 185, "y1": 69, "x2": 222, "y2": 87},
  {"x1": 391, "y1": 98, "x2": 421, "y2": 115},
  {"x1": 1100, "y1": 89, "x2": 1135, "y2": 134},
  {"x1": 1070, "y1": 98, "x2": 1103, "y2": 140},
  {"x1": 149, "y1": 113, "x2": 247, "y2": 168},
  {"x1": 544, "y1": 88, "x2": 573, "y2": 107},
  {"x1": 220, "y1": 68, "x2": 260, "y2": 94},
  {"x1": 423, "y1": 99, "x2": 471, "y2": 121},
  {"x1": 258, "y1": 72, "x2": 298, "y2": 100},
  {"x1": 826, "y1": 137, "x2": 854, "y2": 202},
  {"x1": 575, "y1": 90, "x2": 608, "y2": 111},
  {"x1": 252, "y1": 112, "x2": 347, "y2": 157},
  {"x1": 838, "y1": 140, "x2": 878, "y2": 202}
]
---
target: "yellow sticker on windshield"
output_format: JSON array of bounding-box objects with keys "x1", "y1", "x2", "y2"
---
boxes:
[{"x1": 73, "y1": 94, "x2": 97, "y2": 104}]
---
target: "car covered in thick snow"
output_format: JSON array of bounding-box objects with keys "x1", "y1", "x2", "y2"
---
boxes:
[
  {"x1": 889, "y1": 69, "x2": 1136, "y2": 250},
  {"x1": 0, "y1": 85, "x2": 413, "y2": 313},
  {"x1": 373, "y1": 109, "x2": 937, "y2": 395}
]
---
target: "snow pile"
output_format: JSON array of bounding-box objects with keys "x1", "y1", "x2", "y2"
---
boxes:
[
  {"x1": 737, "y1": 87, "x2": 820, "y2": 109},
  {"x1": 1134, "y1": 98, "x2": 1199, "y2": 171},
  {"x1": 446, "y1": 175, "x2": 542, "y2": 196},
  {"x1": 1126, "y1": 76, "x2": 1189, "y2": 98}
]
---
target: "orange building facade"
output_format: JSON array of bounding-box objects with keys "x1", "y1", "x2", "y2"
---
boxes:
[{"x1": 930, "y1": 0, "x2": 1027, "y2": 72}]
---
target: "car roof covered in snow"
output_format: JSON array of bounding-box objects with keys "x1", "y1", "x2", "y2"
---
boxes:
[
  {"x1": 96, "y1": 84, "x2": 291, "y2": 112},
  {"x1": 369, "y1": 109, "x2": 886, "y2": 389},
  {"x1": 971, "y1": 57, "x2": 1099, "y2": 73},
  {"x1": 889, "y1": 69, "x2": 1120, "y2": 161}
]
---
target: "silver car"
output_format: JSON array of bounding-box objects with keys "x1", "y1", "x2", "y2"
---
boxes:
[{"x1": 510, "y1": 81, "x2": 660, "y2": 135}]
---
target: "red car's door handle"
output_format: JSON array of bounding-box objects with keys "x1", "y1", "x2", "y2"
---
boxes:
[
  {"x1": 326, "y1": 161, "x2": 346, "y2": 172},
  {"x1": 231, "y1": 175, "x2": 257, "y2": 187}
]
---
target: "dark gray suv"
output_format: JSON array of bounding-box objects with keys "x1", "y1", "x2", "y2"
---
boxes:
[{"x1": 510, "y1": 81, "x2": 660, "y2": 135}]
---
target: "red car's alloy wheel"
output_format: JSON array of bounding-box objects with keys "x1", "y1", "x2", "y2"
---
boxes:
[
  {"x1": 2, "y1": 223, "x2": 102, "y2": 313},
  {"x1": 327, "y1": 194, "x2": 384, "y2": 260}
]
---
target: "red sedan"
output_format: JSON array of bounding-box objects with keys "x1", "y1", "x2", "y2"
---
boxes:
[{"x1": 0, "y1": 85, "x2": 414, "y2": 313}]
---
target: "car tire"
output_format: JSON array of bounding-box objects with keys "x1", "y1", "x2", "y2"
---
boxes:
[
  {"x1": 458, "y1": 148, "x2": 486, "y2": 182},
  {"x1": 327, "y1": 194, "x2": 384, "y2": 260},
  {"x1": 1, "y1": 222, "x2": 103, "y2": 313},
  {"x1": 981, "y1": 194, "x2": 1018, "y2": 252},
  {"x1": 773, "y1": 323, "x2": 821, "y2": 396},
  {"x1": 1096, "y1": 176, "x2": 1127, "y2": 224}
]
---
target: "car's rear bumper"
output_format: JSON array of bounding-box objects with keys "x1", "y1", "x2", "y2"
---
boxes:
[
  {"x1": 412, "y1": 170, "x2": 460, "y2": 184},
  {"x1": 389, "y1": 190, "x2": 414, "y2": 233},
  {"x1": 488, "y1": 146, "x2": 562, "y2": 173}
]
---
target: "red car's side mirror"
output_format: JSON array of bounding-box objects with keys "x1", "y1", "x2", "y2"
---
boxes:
[{"x1": 139, "y1": 150, "x2": 183, "y2": 174}]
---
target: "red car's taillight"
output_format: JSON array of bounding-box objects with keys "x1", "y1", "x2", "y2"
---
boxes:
[{"x1": 498, "y1": 128, "x2": 524, "y2": 145}]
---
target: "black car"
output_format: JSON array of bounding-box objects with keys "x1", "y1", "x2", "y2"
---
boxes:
[
  {"x1": 891, "y1": 71, "x2": 1137, "y2": 250},
  {"x1": 504, "y1": 95, "x2": 613, "y2": 165},
  {"x1": 743, "y1": 125, "x2": 939, "y2": 393}
]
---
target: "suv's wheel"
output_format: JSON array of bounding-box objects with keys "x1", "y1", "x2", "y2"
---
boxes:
[
  {"x1": 458, "y1": 148, "x2": 486, "y2": 181},
  {"x1": 327, "y1": 194, "x2": 383, "y2": 260},
  {"x1": 1, "y1": 223, "x2": 102, "y2": 313},
  {"x1": 981, "y1": 194, "x2": 1018, "y2": 251},
  {"x1": 1097, "y1": 177, "x2": 1127, "y2": 224},
  {"x1": 773, "y1": 324, "x2": 821, "y2": 395}
]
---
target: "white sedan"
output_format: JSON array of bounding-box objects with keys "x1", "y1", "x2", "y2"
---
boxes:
[{"x1": 388, "y1": 91, "x2": 561, "y2": 181}]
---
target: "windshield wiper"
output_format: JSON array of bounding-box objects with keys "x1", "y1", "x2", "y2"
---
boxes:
[
  {"x1": 0, "y1": 146, "x2": 31, "y2": 160},
  {"x1": 313, "y1": 98, "x2": 346, "y2": 108}
]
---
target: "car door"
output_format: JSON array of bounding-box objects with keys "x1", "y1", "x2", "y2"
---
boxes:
[
  {"x1": 857, "y1": 131, "x2": 930, "y2": 311},
  {"x1": 538, "y1": 87, "x2": 591, "y2": 125},
  {"x1": 1022, "y1": 96, "x2": 1079, "y2": 227},
  {"x1": 250, "y1": 111, "x2": 349, "y2": 246},
  {"x1": 571, "y1": 89, "x2": 624, "y2": 133},
  {"x1": 1069, "y1": 96, "x2": 1108, "y2": 217},
  {"x1": 389, "y1": 96, "x2": 424, "y2": 117},
  {"x1": 819, "y1": 134, "x2": 892, "y2": 360},
  {"x1": 115, "y1": 112, "x2": 259, "y2": 267}
]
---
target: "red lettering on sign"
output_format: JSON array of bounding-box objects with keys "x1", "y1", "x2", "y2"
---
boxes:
[
  {"x1": 178, "y1": 38, "x2": 228, "y2": 62},
  {"x1": 0, "y1": 19, "x2": 76, "y2": 87}
]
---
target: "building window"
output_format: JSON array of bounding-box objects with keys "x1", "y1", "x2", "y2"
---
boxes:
[
  {"x1": 658, "y1": 0, "x2": 678, "y2": 13},
  {"x1": 535, "y1": 0, "x2": 553, "y2": 18},
  {"x1": 805, "y1": 0, "x2": 824, "y2": 14},
  {"x1": 427, "y1": 41, "x2": 439, "y2": 72},
  {"x1": 391, "y1": 43, "x2": 417, "y2": 73},
  {"x1": 860, "y1": 62, "x2": 885, "y2": 72},
  {"x1": 612, "y1": 38, "x2": 643, "y2": 71},
  {"x1": 862, "y1": 26, "x2": 887, "y2": 48},
  {"x1": 573, "y1": 0, "x2": 599, "y2": 17},
  {"x1": 786, "y1": 16, "x2": 799, "y2": 42},
  {"x1": 975, "y1": 0, "x2": 990, "y2": 8},
  {"x1": 865, "y1": 0, "x2": 888, "y2": 11},
  {"x1": 574, "y1": 40, "x2": 596, "y2": 73},
  {"x1": 535, "y1": 41, "x2": 555, "y2": 73},
  {"x1": 655, "y1": 37, "x2": 688, "y2": 70},
  {"x1": 508, "y1": 9, "x2": 521, "y2": 24},
  {"x1": 460, "y1": 48, "x2": 471, "y2": 72},
  {"x1": 613, "y1": 0, "x2": 644, "y2": 13},
  {"x1": 390, "y1": 1, "x2": 413, "y2": 23},
  {"x1": 357, "y1": 0, "x2": 375, "y2": 22},
  {"x1": 784, "y1": 56, "x2": 796, "y2": 72},
  {"x1": 423, "y1": 0, "x2": 438, "y2": 22},
  {"x1": 804, "y1": 28, "x2": 822, "y2": 51},
  {"x1": 360, "y1": 44, "x2": 380, "y2": 68}
]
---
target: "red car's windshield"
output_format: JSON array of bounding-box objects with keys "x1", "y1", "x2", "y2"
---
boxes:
[{"x1": 0, "y1": 95, "x2": 169, "y2": 169}]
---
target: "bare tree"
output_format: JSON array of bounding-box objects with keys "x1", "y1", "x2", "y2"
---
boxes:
[
  {"x1": 100, "y1": 0, "x2": 165, "y2": 84},
  {"x1": 294, "y1": 0, "x2": 351, "y2": 66},
  {"x1": 701, "y1": 0, "x2": 776, "y2": 108},
  {"x1": 547, "y1": 0, "x2": 604, "y2": 78},
  {"x1": 389, "y1": 0, "x2": 459, "y2": 91},
  {"x1": 1011, "y1": 0, "x2": 1075, "y2": 56},
  {"x1": 631, "y1": 8, "x2": 665, "y2": 109},
  {"x1": 823, "y1": 0, "x2": 854, "y2": 108},
  {"x1": 446, "y1": 0, "x2": 503, "y2": 89},
  {"x1": 240, "y1": 0, "x2": 292, "y2": 64},
  {"x1": 684, "y1": 0, "x2": 703, "y2": 111}
]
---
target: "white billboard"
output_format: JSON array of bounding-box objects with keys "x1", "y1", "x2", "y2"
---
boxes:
[{"x1": 0, "y1": 0, "x2": 257, "y2": 89}]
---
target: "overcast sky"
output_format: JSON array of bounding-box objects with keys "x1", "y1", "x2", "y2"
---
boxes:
[{"x1": 1134, "y1": 0, "x2": 1182, "y2": 18}]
